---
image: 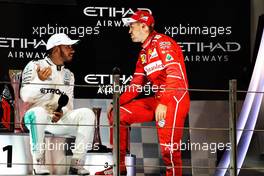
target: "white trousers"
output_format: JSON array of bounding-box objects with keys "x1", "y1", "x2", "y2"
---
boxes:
[{"x1": 24, "y1": 107, "x2": 95, "y2": 160}]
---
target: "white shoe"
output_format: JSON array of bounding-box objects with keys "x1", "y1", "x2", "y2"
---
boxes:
[
  {"x1": 69, "y1": 158, "x2": 90, "y2": 175},
  {"x1": 33, "y1": 156, "x2": 50, "y2": 175}
]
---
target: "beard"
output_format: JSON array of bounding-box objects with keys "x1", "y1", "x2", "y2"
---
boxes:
[{"x1": 60, "y1": 50, "x2": 72, "y2": 63}]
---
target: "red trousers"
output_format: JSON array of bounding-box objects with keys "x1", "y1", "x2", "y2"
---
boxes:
[{"x1": 108, "y1": 95, "x2": 190, "y2": 176}]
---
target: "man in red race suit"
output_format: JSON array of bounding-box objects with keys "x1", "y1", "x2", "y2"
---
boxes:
[{"x1": 95, "y1": 10, "x2": 190, "y2": 176}]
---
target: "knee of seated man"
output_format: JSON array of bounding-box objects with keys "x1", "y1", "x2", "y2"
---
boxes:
[
  {"x1": 28, "y1": 106, "x2": 46, "y2": 115},
  {"x1": 24, "y1": 107, "x2": 47, "y2": 129},
  {"x1": 119, "y1": 109, "x2": 132, "y2": 124},
  {"x1": 25, "y1": 107, "x2": 47, "y2": 121},
  {"x1": 74, "y1": 108, "x2": 95, "y2": 124},
  {"x1": 108, "y1": 108, "x2": 132, "y2": 124}
]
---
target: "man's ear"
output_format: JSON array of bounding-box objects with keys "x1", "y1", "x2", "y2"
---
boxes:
[
  {"x1": 141, "y1": 23, "x2": 147, "y2": 29},
  {"x1": 142, "y1": 23, "x2": 150, "y2": 32}
]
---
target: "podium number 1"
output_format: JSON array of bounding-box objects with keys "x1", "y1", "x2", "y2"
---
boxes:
[{"x1": 3, "y1": 145, "x2": 12, "y2": 167}]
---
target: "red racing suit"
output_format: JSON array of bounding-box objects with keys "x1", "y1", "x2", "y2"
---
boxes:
[{"x1": 108, "y1": 31, "x2": 190, "y2": 176}]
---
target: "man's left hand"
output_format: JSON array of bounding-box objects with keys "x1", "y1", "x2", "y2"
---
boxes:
[
  {"x1": 155, "y1": 104, "x2": 167, "y2": 122},
  {"x1": 107, "y1": 103, "x2": 113, "y2": 117},
  {"x1": 52, "y1": 111, "x2": 63, "y2": 123}
]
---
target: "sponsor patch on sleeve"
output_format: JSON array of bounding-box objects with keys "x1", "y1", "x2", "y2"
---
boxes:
[
  {"x1": 140, "y1": 54, "x2": 147, "y2": 64},
  {"x1": 149, "y1": 48, "x2": 158, "y2": 59},
  {"x1": 159, "y1": 41, "x2": 172, "y2": 49},
  {"x1": 154, "y1": 35, "x2": 162, "y2": 39},
  {"x1": 165, "y1": 54, "x2": 174, "y2": 62},
  {"x1": 64, "y1": 69, "x2": 71, "y2": 85}
]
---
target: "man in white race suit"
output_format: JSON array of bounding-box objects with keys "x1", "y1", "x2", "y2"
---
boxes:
[{"x1": 20, "y1": 33, "x2": 95, "y2": 175}]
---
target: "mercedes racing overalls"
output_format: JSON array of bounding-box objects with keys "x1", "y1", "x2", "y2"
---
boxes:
[
  {"x1": 108, "y1": 31, "x2": 190, "y2": 176},
  {"x1": 20, "y1": 56, "x2": 95, "y2": 160}
]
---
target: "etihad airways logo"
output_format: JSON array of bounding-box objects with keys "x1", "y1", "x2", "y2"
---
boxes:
[
  {"x1": 144, "y1": 60, "x2": 164, "y2": 75},
  {"x1": 0, "y1": 37, "x2": 45, "y2": 49},
  {"x1": 83, "y1": 7, "x2": 151, "y2": 18},
  {"x1": 84, "y1": 74, "x2": 132, "y2": 85}
]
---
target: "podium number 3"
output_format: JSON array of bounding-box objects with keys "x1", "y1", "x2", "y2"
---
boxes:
[{"x1": 3, "y1": 145, "x2": 12, "y2": 167}]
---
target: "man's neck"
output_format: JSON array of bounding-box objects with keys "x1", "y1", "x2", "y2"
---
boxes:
[{"x1": 141, "y1": 32, "x2": 151, "y2": 43}]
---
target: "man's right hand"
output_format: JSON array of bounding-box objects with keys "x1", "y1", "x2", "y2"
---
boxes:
[
  {"x1": 36, "y1": 65, "x2": 52, "y2": 81},
  {"x1": 52, "y1": 111, "x2": 63, "y2": 123}
]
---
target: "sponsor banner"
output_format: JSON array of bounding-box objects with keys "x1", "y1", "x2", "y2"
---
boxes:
[{"x1": 0, "y1": 0, "x2": 251, "y2": 99}]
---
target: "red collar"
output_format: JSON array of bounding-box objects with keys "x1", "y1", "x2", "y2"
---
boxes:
[{"x1": 142, "y1": 31, "x2": 157, "y2": 49}]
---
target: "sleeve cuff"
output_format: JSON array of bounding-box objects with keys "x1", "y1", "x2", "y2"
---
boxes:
[{"x1": 62, "y1": 107, "x2": 69, "y2": 115}]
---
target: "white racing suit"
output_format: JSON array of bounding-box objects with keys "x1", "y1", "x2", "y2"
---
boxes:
[{"x1": 20, "y1": 57, "x2": 95, "y2": 160}]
